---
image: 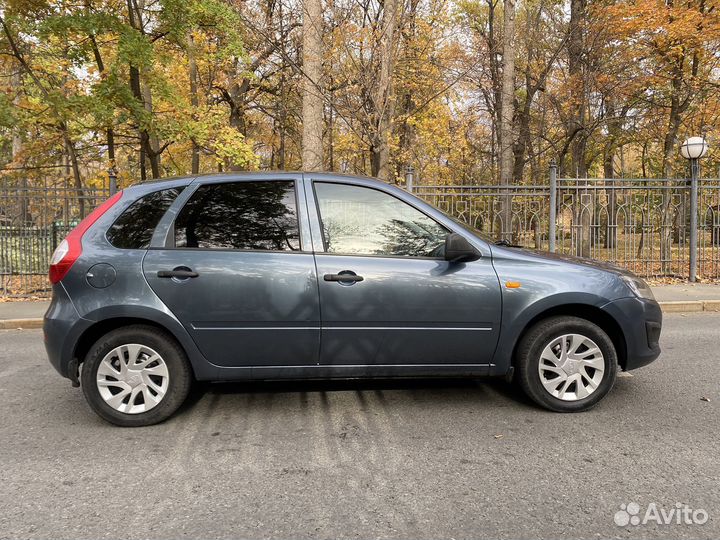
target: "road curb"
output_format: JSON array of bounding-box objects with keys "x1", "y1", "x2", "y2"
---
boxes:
[
  {"x1": 0, "y1": 300, "x2": 717, "y2": 329},
  {"x1": 659, "y1": 301, "x2": 705, "y2": 313},
  {"x1": 0, "y1": 318, "x2": 44, "y2": 330}
]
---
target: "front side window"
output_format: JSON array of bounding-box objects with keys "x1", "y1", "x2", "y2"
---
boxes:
[
  {"x1": 314, "y1": 182, "x2": 448, "y2": 257},
  {"x1": 107, "y1": 187, "x2": 183, "y2": 249},
  {"x1": 174, "y1": 181, "x2": 300, "y2": 251}
]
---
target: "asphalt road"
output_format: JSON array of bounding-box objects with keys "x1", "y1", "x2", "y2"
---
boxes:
[{"x1": 0, "y1": 313, "x2": 718, "y2": 540}]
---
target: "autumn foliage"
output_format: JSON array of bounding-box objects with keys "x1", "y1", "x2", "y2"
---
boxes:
[{"x1": 1, "y1": 0, "x2": 720, "y2": 188}]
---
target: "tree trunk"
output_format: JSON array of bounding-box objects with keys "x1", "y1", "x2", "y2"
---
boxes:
[
  {"x1": 369, "y1": 0, "x2": 399, "y2": 180},
  {"x1": 227, "y1": 98, "x2": 250, "y2": 171},
  {"x1": 88, "y1": 31, "x2": 116, "y2": 171},
  {"x1": 278, "y1": 71, "x2": 287, "y2": 170},
  {"x1": 301, "y1": 0, "x2": 324, "y2": 170},
  {"x1": 660, "y1": 34, "x2": 690, "y2": 274},
  {"x1": 63, "y1": 131, "x2": 85, "y2": 217},
  {"x1": 141, "y1": 79, "x2": 161, "y2": 178},
  {"x1": 126, "y1": 0, "x2": 161, "y2": 179},
  {"x1": 11, "y1": 70, "x2": 31, "y2": 225},
  {"x1": 394, "y1": 0, "x2": 418, "y2": 181},
  {"x1": 660, "y1": 91, "x2": 682, "y2": 274},
  {"x1": 603, "y1": 147, "x2": 617, "y2": 250},
  {"x1": 603, "y1": 98, "x2": 621, "y2": 250},
  {"x1": 485, "y1": 0, "x2": 502, "y2": 183},
  {"x1": 512, "y1": 2, "x2": 542, "y2": 183},
  {"x1": 187, "y1": 33, "x2": 200, "y2": 175},
  {"x1": 567, "y1": 0, "x2": 587, "y2": 179},
  {"x1": 499, "y1": 0, "x2": 516, "y2": 240},
  {"x1": 512, "y1": 86, "x2": 532, "y2": 183},
  {"x1": 567, "y1": 0, "x2": 590, "y2": 256}
]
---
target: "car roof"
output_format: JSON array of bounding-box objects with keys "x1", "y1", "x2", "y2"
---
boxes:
[{"x1": 122, "y1": 171, "x2": 393, "y2": 195}]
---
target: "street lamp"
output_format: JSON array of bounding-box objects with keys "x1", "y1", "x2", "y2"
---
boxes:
[
  {"x1": 680, "y1": 136, "x2": 708, "y2": 160},
  {"x1": 680, "y1": 136, "x2": 708, "y2": 282}
]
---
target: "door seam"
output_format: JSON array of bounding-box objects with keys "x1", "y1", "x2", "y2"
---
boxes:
[{"x1": 302, "y1": 173, "x2": 323, "y2": 366}]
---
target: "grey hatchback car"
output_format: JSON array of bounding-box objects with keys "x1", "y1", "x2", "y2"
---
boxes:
[{"x1": 44, "y1": 172, "x2": 662, "y2": 426}]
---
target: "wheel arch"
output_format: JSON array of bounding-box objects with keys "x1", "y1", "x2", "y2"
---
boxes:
[
  {"x1": 509, "y1": 303, "x2": 627, "y2": 370},
  {"x1": 73, "y1": 308, "x2": 217, "y2": 380}
]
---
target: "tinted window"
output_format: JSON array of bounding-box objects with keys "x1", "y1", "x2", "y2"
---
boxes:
[
  {"x1": 314, "y1": 182, "x2": 448, "y2": 257},
  {"x1": 175, "y1": 181, "x2": 300, "y2": 251},
  {"x1": 107, "y1": 187, "x2": 183, "y2": 249}
]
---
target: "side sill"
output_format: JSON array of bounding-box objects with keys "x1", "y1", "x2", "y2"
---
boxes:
[{"x1": 208, "y1": 363, "x2": 494, "y2": 381}]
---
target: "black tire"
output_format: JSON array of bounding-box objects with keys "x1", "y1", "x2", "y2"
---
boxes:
[
  {"x1": 515, "y1": 316, "x2": 618, "y2": 412},
  {"x1": 81, "y1": 325, "x2": 192, "y2": 427}
]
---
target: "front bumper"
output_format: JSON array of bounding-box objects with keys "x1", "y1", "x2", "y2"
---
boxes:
[{"x1": 602, "y1": 296, "x2": 662, "y2": 371}]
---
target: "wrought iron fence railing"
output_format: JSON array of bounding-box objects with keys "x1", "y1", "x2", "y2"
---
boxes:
[
  {"x1": 1, "y1": 185, "x2": 110, "y2": 297},
  {"x1": 1, "y1": 173, "x2": 719, "y2": 297},
  {"x1": 411, "y1": 176, "x2": 720, "y2": 280}
]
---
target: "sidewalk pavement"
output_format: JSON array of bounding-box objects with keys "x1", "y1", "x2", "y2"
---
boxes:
[
  {"x1": 0, "y1": 284, "x2": 718, "y2": 329},
  {"x1": 651, "y1": 283, "x2": 720, "y2": 313}
]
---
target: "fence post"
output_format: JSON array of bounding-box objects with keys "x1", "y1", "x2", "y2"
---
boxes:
[
  {"x1": 689, "y1": 159, "x2": 699, "y2": 282},
  {"x1": 108, "y1": 166, "x2": 118, "y2": 195},
  {"x1": 51, "y1": 221, "x2": 58, "y2": 251},
  {"x1": 549, "y1": 160, "x2": 557, "y2": 252},
  {"x1": 405, "y1": 165, "x2": 414, "y2": 193}
]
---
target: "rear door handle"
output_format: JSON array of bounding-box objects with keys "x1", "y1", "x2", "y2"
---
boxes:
[
  {"x1": 323, "y1": 271, "x2": 364, "y2": 283},
  {"x1": 157, "y1": 269, "x2": 199, "y2": 279}
]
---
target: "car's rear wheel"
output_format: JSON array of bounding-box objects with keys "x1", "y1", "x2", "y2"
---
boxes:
[
  {"x1": 515, "y1": 316, "x2": 618, "y2": 412},
  {"x1": 81, "y1": 325, "x2": 192, "y2": 426}
]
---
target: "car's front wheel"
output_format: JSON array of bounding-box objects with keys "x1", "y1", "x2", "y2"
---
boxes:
[
  {"x1": 515, "y1": 316, "x2": 618, "y2": 412},
  {"x1": 81, "y1": 325, "x2": 192, "y2": 426}
]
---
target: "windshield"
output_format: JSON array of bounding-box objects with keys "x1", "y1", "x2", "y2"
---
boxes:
[
  {"x1": 443, "y1": 213, "x2": 496, "y2": 244},
  {"x1": 407, "y1": 189, "x2": 506, "y2": 245}
]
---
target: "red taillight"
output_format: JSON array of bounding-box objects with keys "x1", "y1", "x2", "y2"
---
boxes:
[{"x1": 49, "y1": 191, "x2": 123, "y2": 284}]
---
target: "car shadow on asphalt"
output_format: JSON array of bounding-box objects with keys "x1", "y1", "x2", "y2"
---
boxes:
[{"x1": 176, "y1": 376, "x2": 538, "y2": 418}]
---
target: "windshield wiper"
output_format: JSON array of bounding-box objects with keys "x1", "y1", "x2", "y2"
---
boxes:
[{"x1": 494, "y1": 238, "x2": 524, "y2": 248}]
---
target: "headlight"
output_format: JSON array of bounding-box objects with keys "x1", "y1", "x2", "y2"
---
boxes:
[{"x1": 621, "y1": 275, "x2": 655, "y2": 300}]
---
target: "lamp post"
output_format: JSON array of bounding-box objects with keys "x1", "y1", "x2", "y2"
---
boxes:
[{"x1": 680, "y1": 136, "x2": 708, "y2": 282}]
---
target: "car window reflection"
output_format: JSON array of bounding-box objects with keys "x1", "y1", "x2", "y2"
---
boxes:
[
  {"x1": 175, "y1": 181, "x2": 300, "y2": 251},
  {"x1": 315, "y1": 183, "x2": 448, "y2": 257}
]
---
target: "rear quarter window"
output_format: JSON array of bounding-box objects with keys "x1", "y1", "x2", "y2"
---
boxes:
[{"x1": 106, "y1": 187, "x2": 183, "y2": 249}]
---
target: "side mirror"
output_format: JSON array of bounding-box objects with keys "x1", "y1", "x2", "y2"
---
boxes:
[{"x1": 444, "y1": 233, "x2": 481, "y2": 263}]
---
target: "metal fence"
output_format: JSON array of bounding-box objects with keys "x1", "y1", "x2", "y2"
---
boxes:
[
  {"x1": 411, "y1": 172, "x2": 720, "y2": 280},
  {"x1": 0, "y1": 184, "x2": 110, "y2": 297},
  {"x1": 1, "y1": 171, "x2": 719, "y2": 297}
]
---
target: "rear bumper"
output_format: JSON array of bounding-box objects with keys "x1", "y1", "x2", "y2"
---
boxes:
[
  {"x1": 602, "y1": 297, "x2": 662, "y2": 371},
  {"x1": 43, "y1": 284, "x2": 87, "y2": 379}
]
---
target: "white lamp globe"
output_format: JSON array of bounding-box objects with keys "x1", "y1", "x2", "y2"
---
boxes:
[{"x1": 680, "y1": 137, "x2": 708, "y2": 160}]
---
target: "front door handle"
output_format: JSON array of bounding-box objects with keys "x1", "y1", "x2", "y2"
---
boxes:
[
  {"x1": 157, "y1": 268, "x2": 199, "y2": 279},
  {"x1": 324, "y1": 271, "x2": 364, "y2": 284}
]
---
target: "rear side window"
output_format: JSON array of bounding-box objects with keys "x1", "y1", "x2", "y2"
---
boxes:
[
  {"x1": 174, "y1": 181, "x2": 300, "y2": 251},
  {"x1": 106, "y1": 187, "x2": 183, "y2": 249}
]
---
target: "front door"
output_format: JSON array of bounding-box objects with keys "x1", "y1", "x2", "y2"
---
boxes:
[
  {"x1": 143, "y1": 177, "x2": 320, "y2": 367},
  {"x1": 309, "y1": 181, "x2": 501, "y2": 366}
]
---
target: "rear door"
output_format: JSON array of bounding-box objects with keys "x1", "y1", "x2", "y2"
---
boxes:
[
  {"x1": 143, "y1": 175, "x2": 320, "y2": 367},
  {"x1": 307, "y1": 179, "x2": 502, "y2": 367}
]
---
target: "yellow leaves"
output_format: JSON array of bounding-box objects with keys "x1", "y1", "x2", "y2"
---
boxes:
[
  {"x1": 210, "y1": 127, "x2": 260, "y2": 170},
  {"x1": 602, "y1": 0, "x2": 718, "y2": 50}
]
